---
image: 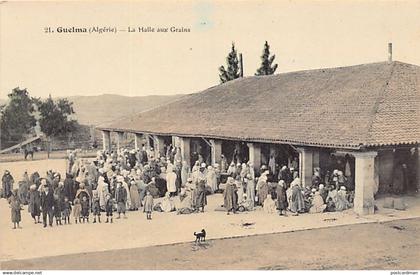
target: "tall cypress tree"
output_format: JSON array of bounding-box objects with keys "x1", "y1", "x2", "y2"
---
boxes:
[
  {"x1": 219, "y1": 43, "x2": 240, "y2": 83},
  {"x1": 255, "y1": 41, "x2": 278, "y2": 76}
]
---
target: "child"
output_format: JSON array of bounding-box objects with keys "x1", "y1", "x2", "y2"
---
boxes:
[
  {"x1": 62, "y1": 197, "x2": 72, "y2": 224},
  {"x1": 116, "y1": 182, "x2": 127, "y2": 219},
  {"x1": 105, "y1": 193, "x2": 113, "y2": 223},
  {"x1": 9, "y1": 189, "x2": 22, "y2": 229},
  {"x1": 53, "y1": 194, "x2": 62, "y2": 225},
  {"x1": 73, "y1": 198, "x2": 82, "y2": 224},
  {"x1": 81, "y1": 195, "x2": 90, "y2": 223},
  {"x1": 92, "y1": 190, "x2": 101, "y2": 223},
  {"x1": 143, "y1": 191, "x2": 154, "y2": 220},
  {"x1": 28, "y1": 184, "x2": 41, "y2": 224}
]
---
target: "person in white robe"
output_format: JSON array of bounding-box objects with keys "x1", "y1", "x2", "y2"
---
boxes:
[
  {"x1": 206, "y1": 166, "x2": 218, "y2": 192},
  {"x1": 263, "y1": 194, "x2": 277, "y2": 214},
  {"x1": 166, "y1": 165, "x2": 177, "y2": 196},
  {"x1": 309, "y1": 191, "x2": 326, "y2": 213},
  {"x1": 96, "y1": 176, "x2": 109, "y2": 210}
]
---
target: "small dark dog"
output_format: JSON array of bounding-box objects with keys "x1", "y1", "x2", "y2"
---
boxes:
[{"x1": 194, "y1": 229, "x2": 206, "y2": 243}]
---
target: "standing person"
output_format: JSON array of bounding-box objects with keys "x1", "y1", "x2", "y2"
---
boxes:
[
  {"x1": 220, "y1": 155, "x2": 227, "y2": 173},
  {"x1": 18, "y1": 172, "x2": 30, "y2": 205},
  {"x1": 129, "y1": 180, "x2": 140, "y2": 211},
  {"x1": 116, "y1": 182, "x2": 127, "y2": 219},
  {"x1": 62, "y1": 197, "x2": 72, "y2": 224},
  {"x1": 2, "y1": 170, "x2": 14, "y2": 199},
  {"x1": 143, "y1": 191, "x2": 154, "y2": 220},
  {"x1": 105, "y1": 193, "x2": 114, "y2": 223},
  {"x1": 245, "y1": 174, "x2": 255, "y2": 210},
  {"x1": 195, "y1": 179, "x2": 207, "y2": 213},
  {"x1": 206, "y1": 166, "x2": 218, "y2": 193},
  {"x1": 40, "y1": 185, "x2": 54, "y2": 228},
  {"x1": 63, "y1": 173, "x2": 76, "y2": 203},
  {"x1": 80, "y1": 196, "x2": 90, "y2": 223},
  {"x1": 92, "y1": 191, "x2": 101, "y2": 223},
  {"x1": 166, "y1": 165, "x2": 177, "y2": 197},
  {"x1": 276, "y1": 180, "x2": 288, "y2": 216},
  {"x1": 96, "y1": 176, "x2": 109, "y2": 210},
  {"x1": 73, "y1": 198, "x2": 82, "y2": 224},
  {"x1": 27, "y1": 184, "x2": 41, "y2": 223},
  {"x1": 223, "y1": 177, "x2": 237, "y2": 215},
  {"x1": 290, "y1": 178, "x2": 305, "y2": 215},
  {"x1": 235, "y1": 176, "x2": 244, "y2": 205},
  {"x1": 256, "y1": 171, "x2": 269, "y2": 206},
  {"x1": 9, "y1": 190, "x2": 22, "y2": 229},
  {"x1": 53, "y1": 194, "x2": 62, "y2": 225}
]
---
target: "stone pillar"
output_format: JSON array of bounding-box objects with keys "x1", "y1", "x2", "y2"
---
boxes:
[
  {"x1": 134, "y1": 133, "x2": 142, "y2": 150},
  {"x1": 116, "y1": 132, "x2": 124, "y2": 151},
  {"x1": 353, "y1": 151, "x2": 378, "y2": 215},
  {"x1": 247, "y1": 143, "x2": 261, "y2": 171},
  {"x1": 102, "y1": 130, "x2": 111, "y2": 151},
  {"x1": 210, "y1": 139, "x2": 222, "y2": 166},
  {"x1": 153, "y1": 135, "x2": 166, "y2": 159},
  {"x1": 298, "y1": 147, "x2": 313, "y2": 188},
  {"x1": 179, "y1": 137, "x2": 191, "y2": 167}
]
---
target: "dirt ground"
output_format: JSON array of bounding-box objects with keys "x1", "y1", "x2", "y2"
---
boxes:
[
  {"x1": 1, "y1": 159, "x2": 420, "y2": 270},
  {"x1": 1, "y1": 218, "x2": 419, "y2": 270}
]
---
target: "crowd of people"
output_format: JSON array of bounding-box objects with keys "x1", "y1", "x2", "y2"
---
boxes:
[{"x1": 1, "y1": 145, "x2": 355, "y2": 229}]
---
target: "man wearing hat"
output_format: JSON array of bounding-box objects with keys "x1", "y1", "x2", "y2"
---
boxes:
[
  {"x1": 40, "y1": 185, "x2": 55, "y2": 227},
  {"x1": 2, "y1": 170, "x2": 14, "y2": 199}
]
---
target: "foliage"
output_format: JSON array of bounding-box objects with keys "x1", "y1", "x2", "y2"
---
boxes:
[
  {"x1": 37, "y1": 95, "x2": 77, "y2": 137},
  {"x1": 219, "y1": 43, "x2": 240, "y2": 83},
  {"x1": 255, "y1": 41, "x2": 278, "y2": 76},
  {"x1": 0, "y1": 88, "x2": 36, "y2": 146}
]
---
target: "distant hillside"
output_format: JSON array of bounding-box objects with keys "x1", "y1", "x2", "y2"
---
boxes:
[
  {"x1": 0, "y1": 93, "x2": 186, "y2": 126},
  {"x1": 67, "y1": 94, "x2": 185, "y2": 126}
]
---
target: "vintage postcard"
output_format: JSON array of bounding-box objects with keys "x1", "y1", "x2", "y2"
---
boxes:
[{"x1": 0, "y1": 0, "x2": 419, "y2": 272}]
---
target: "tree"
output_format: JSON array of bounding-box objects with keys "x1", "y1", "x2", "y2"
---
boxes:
[
  {"x1": 0, "y1": 87, "x2": 37, "y2": 149},
  {"x1": 255, "y1": 41, "x2": 278, "y2": 76},
  {"x1": 219, "y1": 43, "x2": 240, "y2": 83},
  {"x1": 37, "y1": 95, "x2": 77, "y2": 138},
  {"x1": 37, "y1": 95, "x2": 77, "y2": 157}
]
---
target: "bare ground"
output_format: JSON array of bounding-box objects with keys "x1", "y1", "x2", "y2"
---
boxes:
[{"x1": 1, "y1": 218, "x2": 419, "y2": 270}]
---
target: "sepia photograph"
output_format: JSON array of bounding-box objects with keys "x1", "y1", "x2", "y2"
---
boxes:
[{"x1": 0, "y1": 0, "x2": 419, "y2": 273}]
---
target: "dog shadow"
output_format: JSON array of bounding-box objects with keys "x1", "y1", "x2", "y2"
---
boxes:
[{"x1": 191, "y1": 241, "x2": 211, "y2": 251}]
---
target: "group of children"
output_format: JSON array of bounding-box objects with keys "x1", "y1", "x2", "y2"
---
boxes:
[{"x1": 7, "y1": 184, "x2": 156, "y2": 229}]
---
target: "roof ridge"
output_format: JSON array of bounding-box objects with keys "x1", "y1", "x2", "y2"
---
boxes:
[
  {"x1": 95, "y1": 93, "x2": 191, "y2": 128},
  {"x1": 364, "y1": 61, "x2": 396, "y2": 146}
]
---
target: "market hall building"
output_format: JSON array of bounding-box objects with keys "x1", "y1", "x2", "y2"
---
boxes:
[{"x1": 97, "y1": 60, "x2": 420, "y2": 216}]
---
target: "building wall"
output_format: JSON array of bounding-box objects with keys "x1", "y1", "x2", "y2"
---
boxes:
[{"x1": 377, "y1": 149, "x2": 394, "y2": 194}]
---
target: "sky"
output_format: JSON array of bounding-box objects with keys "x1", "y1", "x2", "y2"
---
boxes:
[{"x1": 1, "y1": 0, "x2": 420, "y2": 99}]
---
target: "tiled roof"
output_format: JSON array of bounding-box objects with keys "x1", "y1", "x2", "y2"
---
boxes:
[{"x1": 98, "y1": 61, "x2": 420, "y2": 149}]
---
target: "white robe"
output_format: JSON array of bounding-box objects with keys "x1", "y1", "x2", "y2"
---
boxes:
[
  {"x1": 166, "y1": 171, "x2": 177, "y2": 193},
  {"x1": 96, "y1": 177, "x2": 109, "y2": 208},
  {"x1": 206, "y1": 169, "x2": 218, "y2": 192}
]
